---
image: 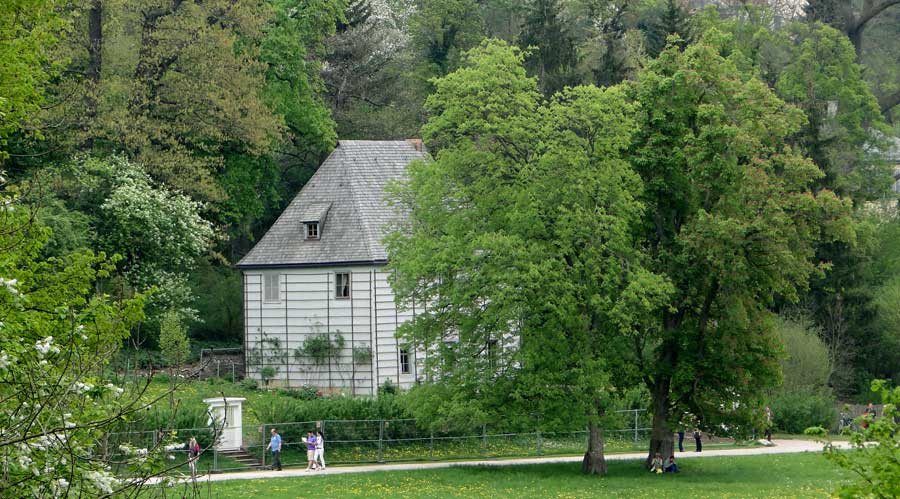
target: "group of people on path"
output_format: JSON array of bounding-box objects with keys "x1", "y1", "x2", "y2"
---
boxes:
[
  {"x1": 265, "y1": 428, "x2": 326, "y2": 472},
  {"x1": 676, "y1": 429, "x2": 705, "y2": 453}
]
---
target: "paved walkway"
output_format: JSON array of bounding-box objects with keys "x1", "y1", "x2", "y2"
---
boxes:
[{"x1": 195, "y1": 439, "x2": 848, "y2": 483}]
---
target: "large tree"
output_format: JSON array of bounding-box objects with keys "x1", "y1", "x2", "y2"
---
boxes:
[
  {"x1": 0, "y1": 0, "x2": 65, "y2": 157},
  {"x1": 627, "y1": 30, "x2": 854, "y2": 461},
  {"x1": 387, "y1": 40, "x2": 666, "y2": 475}
]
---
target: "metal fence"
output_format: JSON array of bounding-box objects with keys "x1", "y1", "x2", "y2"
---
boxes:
[{"x1": 107, "y1": 409, "x2": 651, "y2": 474}]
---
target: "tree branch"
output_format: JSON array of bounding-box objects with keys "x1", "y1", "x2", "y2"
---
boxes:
[{"x1": 879, "y1": 88, "x2": 900, "y2": 115}]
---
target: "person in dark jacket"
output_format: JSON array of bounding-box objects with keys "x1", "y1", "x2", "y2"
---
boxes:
[
  {"x1": 678, "y1": 429, "x2": 685, "y2": 452},
  {"x1": 693, "y1": 429, "x2": 702, "y2": 452}
]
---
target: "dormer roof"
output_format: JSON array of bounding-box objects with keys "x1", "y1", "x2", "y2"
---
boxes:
[{"x1": 236, "y1": 140, "x2": 428, "y2": 268}]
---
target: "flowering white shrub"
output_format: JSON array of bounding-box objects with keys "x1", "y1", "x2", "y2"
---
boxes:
[{"x1": 0, "y1": 184, "x2": 189, "y2": 497}]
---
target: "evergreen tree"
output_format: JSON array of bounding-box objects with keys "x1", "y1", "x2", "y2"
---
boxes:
[{"x1": 519, "y1": 0, "x2": 580, "y2": 94}]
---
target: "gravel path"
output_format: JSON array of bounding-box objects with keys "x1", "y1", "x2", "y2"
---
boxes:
[{"x1": 191, "y1": 439, "x2": 848, "y2": 483}]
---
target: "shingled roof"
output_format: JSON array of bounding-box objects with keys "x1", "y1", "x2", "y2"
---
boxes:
[{"x1": 236, "y1": 140, "x2": 428, "y2": 268}]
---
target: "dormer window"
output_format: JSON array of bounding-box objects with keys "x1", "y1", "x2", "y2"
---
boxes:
[
  {"x1": 298, "y1": 202, "x2": 331, "y2": 242},
  {"x1": 306, "y1": 222, "x2": 319, "y2": 239}
]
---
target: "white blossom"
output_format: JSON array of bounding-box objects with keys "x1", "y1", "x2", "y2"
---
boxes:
[
  {"x1": 164, "y1": 443, "x2": 185, "y2": 451},
  {"x1": 0, "y1": 350, "x2": 8, "y2": 370},
  {"x1": 35, "y1": 337, "x2": 59, "y2": 357},
  {"x1": 105, "y1": 383, "x2": 124, "y2": 396},
  {"x1": 71, "y1": 382, "x2": 94, "y2": 394},
  {"x1": 85, "y1": 470, "x2": 119, "y2": 494},
  {"x1": 0, "y1": 277, "x2": 19, "y2": 296}
]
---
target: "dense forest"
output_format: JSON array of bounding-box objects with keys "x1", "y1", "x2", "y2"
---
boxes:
[{"x1": 2, "y1": 0, "x2": 899, "y2": 403}]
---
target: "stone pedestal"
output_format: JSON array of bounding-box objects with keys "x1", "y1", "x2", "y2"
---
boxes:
[{"x1": 203, "y1": 397, "x2": 246, "y2": 450}]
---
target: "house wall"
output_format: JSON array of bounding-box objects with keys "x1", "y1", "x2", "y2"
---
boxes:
[{"x1": 243, "y1": 265, "x2": 422, "y2": 395}]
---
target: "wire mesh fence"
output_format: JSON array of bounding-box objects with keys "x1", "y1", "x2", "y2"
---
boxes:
[{"x1": 108, "y1": 409, "x2": 651, "y2": 474}]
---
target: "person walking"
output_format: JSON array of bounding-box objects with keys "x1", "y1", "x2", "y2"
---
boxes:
[
  {"x1": 693, "y1": 429, "x2": 702, "y2": 452},
  {"x1": 266, "y1": 428, "x2": 283, "y2": 471},
  {"x1": 764, "y1": 406, "x2": 774, "y2": 442},
  {"x1": 314, "y1": 430, "x2": 326, "y2": 471},
  {"x1": 187, "y1": 437, "x2": 201, "y2": 478},
  {"x1": 677, "y1": 429, "x2": 685, "y2": 452},
  {"x1": 305, "y1": 431, "x2": 317, "y2": 471}
]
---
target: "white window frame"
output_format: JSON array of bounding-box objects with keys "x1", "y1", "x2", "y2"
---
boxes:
[
  {"x1": 305, "y1": 222, "x2": 319, "y2": 239},
  {"x1": 399, "y1": 347, "x2": 411, "y2": 374},
  {"x1": 263, "y1": 273, "x2": 281, "y2": 303},
  {"x1": 335, "y1": 272, "x2": 351, "y2": 299}
]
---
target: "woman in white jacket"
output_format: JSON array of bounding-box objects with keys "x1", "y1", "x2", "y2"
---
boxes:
[{"x1": 314, "y1": 431, "x2": 326, "y2": 470}]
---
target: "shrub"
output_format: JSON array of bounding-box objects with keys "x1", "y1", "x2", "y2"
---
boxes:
[
  {"x1": 770, "y1": 388, "x2": 837, "y2": 433},
  {"x1": 378, "y1": 379, "x2": 398, "y2": 396},
  {"x1": 279, "y1": 385, "x2": 320, "y2": 401},
  {"x1": 295, "y1": 334, "x2": 344, "y2": 365},
  {"x1": 809, "y1": 379, "x2": 900, "y2": 499},
  {"x1": 352, "y1": 344, "x2": 373, "y2": 365},
  {"x1": 239, "y1": 377, "x2": 258, "y2": 391},
  {"x1": 776, "y1": 316, "x2": 832, "y2": 392}
]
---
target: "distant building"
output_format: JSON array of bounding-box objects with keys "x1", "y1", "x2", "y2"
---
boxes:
[{"x1": 237, "y1": 140, "x2": 428, "y2": 395}]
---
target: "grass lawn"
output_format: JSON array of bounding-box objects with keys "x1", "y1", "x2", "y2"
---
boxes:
[{"x1": 205, "y1": 452, "x2": 850, "y2": 498}]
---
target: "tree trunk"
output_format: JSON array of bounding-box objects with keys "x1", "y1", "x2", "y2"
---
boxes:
[
  {"x1": 83, "y1": 0, "x2": 102, "y2": 149},
  {"x1": 647, "y1": 377, "x2": 674, "y2": 468},
  {"x1": 581, "y1": 421, "x2": 607, "y2": 475}
]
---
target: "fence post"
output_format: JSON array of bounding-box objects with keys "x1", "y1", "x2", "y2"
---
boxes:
[
  {"x1": 429, "y1": 432, "x2": 434, "y2": 461},
  {"x1": 213, "y1": 448, "x2": 219, "y2": 472},
  {"x1": 482, "y1": 424, "x2": 487, "y2": 457},
  {"x1": 378, "y1": 420, "x2": 385, "y2": 463},
  {"x1": 261, "y1": 424, "x2": 266, "y2": 469},
  {"x1": 634, "y1": 410, "x2": 639, "y2": 446},
  {"x1": 231, "y1": 363, "x2": 236, "y2": 383},
  {"x1": 536, "y1": 429, "x2": 542, "y2": 457}
]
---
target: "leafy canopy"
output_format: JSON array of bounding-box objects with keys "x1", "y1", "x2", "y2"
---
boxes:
[{"x1": 388, "y1": 40, "x2": 667, "y2": 436}]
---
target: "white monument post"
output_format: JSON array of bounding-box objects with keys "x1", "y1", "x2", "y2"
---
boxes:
[{"x1": 203, "y1": 397, "x2": 246, "y2": 450}]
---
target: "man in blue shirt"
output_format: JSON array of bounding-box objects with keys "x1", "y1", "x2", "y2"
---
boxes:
[{"x1": 266, "y1": 428, "x2": 282, "y2": 471}]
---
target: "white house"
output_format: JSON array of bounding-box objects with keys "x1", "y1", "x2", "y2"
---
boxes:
[{"x1": 236, "y1": 140, "x2": 428, "y2": 395}]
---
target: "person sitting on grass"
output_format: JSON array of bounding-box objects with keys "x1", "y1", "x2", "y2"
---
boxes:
[
  {"x1": 650, "y1": 453, "x2": 664, "y2": 473},
  {"x1": 665, "y1": 455, "x2": 679, "y2": 473}
]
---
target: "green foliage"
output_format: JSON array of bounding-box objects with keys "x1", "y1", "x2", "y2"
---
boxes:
[
  {"x1": 390, "y1": 39, "x2": 660, "y2": 471},
  {"x1": 638, "y1": 0, "x2": 693, "y2": 58},
  {"x1": 410, "y1": 0, "x2": 484, "y2": 77},
  {"x1": 770, "y1": 388, "x2": 838, "y2": 434},
  {"x1": 627, "y1": 27, "x2": 854, "y2": 451},
  {"x1": 246, "y1": 333, "x2": 287, "y2": 383},
  {"x1": 279, "y1": 385, "x2": 321, "y2": 401},
  {"x1": 261, "y1": 0, "x2": 342, "y2": 156},
  {"x1": 774, "y1": 23, "x2": 892, "y2": 201},
  {"x1": 189, "y1": 262, "x2": 243, "y2": 343},
  {"x1": 0, "y1": 0, "x2": 65, "y2": 155},
  {"x1": 240, "y1": 377, "x2": 260, "y2": 391},
  {"x1": 817, "y1": 380, "x2": 900, "y2": 498},
  {"x1": 519, "y1": 0, "x2": 579, "y2": 94},
  {"x1": 295, "y1": 334, "x2": 345, "y2": 366},
  {"x1": 352, "y1": 344, "x2": 373, "y2": 366},
  {"x1": 260, "y1": 366, "x2": 277, "y2": 384},
  {"x1": 0, "y1": 185, "x2": 172, "y2": 494},
  {"x1": 378, "y1": 378, "x2": 399, "y2": 397},
  {"x1": 42, "y1": 0, "x2": 283, "y2": 201},
  {"x1": 158, "y1": 310, "x2": 190, "y2": 369},
  {"x1": 776, "y1": 317, "x2": 832, "y2": 392}
]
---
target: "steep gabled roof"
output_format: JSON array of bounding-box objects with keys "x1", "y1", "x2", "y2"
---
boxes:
[{"x1": 236, "y1": 140, "x2": 427, "y2": 268}]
